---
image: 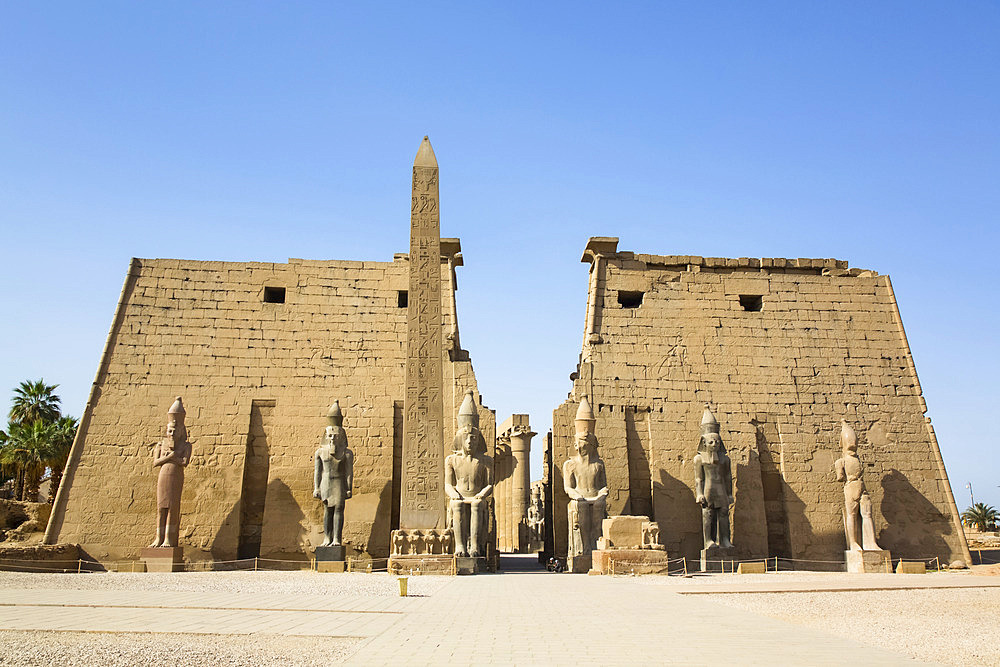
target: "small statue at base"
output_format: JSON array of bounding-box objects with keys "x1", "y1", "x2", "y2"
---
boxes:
[
  {"x1": 835, "y1": 420, "x2": 882, "y2": 551},
  {"x1": 693, "y1": 405, "x2": 733, "y2": 550},
  {"x1": 149, "y1": 397, "x2": 192, "y2": 548},
  {"x1": 313, "y1": 401, "x2": 354, "y2": 547},
  {"x1": 563, "y1": 396, "x2": 608, "y2": 559},
  {"x1": 445, "y1": 390, "x2": 493, "y2": 558},
  {"x1": 527, "y1": 484, "x2": 545, "y2": 546}
]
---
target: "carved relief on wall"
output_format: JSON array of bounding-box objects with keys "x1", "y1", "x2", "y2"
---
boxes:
[{"x1": 390, "y1": 528, "x2": 455, "y2": 556}]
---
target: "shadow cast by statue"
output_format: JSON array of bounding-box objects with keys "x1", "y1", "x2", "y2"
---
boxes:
[
  {"x1": 367, "y1": 479, "x2": 393, "y2": 557},
  {"x1": 652, "y1": 468, "x2": 701, "y2": 561},
  {"x1": 880, "y1": 468, "x2": 951, "y2": 559},
  {"x1": 210, "y1": 499, "x2": 242, "y2": 561},
  {"x1": 258, "y1": 479, "x2": 308, "y2": 561},
  {"x1": 624, "y1": 410, "x2": 652, "y2": 517}
]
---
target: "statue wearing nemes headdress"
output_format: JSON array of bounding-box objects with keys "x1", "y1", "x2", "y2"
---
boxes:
[
  {"x1": 149, "y1": 397, "x2": 192, "y2": 548},
  {"x1": 563, "y1": 396, "x2": 608, "y2": 559},
  {"x1": 834, "y1": 420, "x2": 881, "y2": 551},
  {"x1": 693, "y1": 405, "x2": 734, "y2": 550},
  {"x1": 445, "y1": 390, "x2": 493, "y2": 558},
  {"x1": 313, "y1": 401, "x2": 354, "y2": 547}
]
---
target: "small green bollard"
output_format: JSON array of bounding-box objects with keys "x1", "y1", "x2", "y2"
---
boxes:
[{"x1": 398, "y1": 576, "x2": 408, "y2": 597}]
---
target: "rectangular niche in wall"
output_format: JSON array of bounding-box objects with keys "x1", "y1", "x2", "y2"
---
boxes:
[
  {"x1": 618, "y1": 290, "x2": 644, "y2": 308},
  {"x1": 739, "y1": 294, "x2": 763, "y2": 312},
  {"x1": 263, "y1": 286, "x2": 286, "y2": 303},
  {"x1": 238, "y1": 399, "x2": 275, "y2": 559}
]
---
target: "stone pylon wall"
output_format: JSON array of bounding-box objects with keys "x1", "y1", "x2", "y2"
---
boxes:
[
  {"x1": 552, "y1": 243, "x2": 970, "y2": 565},
  {"x1": 47, "y1": 254, "x2": 492, "y2": 564}
]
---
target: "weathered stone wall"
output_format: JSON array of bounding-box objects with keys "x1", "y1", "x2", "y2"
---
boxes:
[
  {"x1": 554, "y1": 244, "x2": 969, "y2": 565},
  {"x1": 48, "y1": 254, "x2": 492, "y2": 564},
  {"x1": 0, "y1": 499, "x2": 51, "y2": 543}
]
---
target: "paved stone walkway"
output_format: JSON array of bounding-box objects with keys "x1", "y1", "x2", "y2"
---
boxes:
[
  {"x1": 6, "y1": 566, "x2": 990, "y2": 664},
  {"x1": 658, "y1": 571, "x2": 1000, "y2": 595},
  {"x1": 341, "y1": 572, "x2": 932, "y2": 666}
]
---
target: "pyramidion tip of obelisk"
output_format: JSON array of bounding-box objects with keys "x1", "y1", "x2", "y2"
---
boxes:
[{"x1": 414, "y1": 135, "x2": 438, "y2": 167}]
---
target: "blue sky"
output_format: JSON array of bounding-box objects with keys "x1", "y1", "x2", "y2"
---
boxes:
[{"x1": 1, "y1": 2, "x2": 997, "y2": 509}]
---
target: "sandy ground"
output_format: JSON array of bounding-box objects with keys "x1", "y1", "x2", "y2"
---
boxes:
[
  {"x1": 0, "y1": 631, "x2": 360, "y2": 667},
  {"x1": 0, "y1": 569, "x2": 450, "y2": 596},
  {"x1": 707, "y1": 587, "x2": 1000, "y2": 666},
  {"x1": 0, "y1": 571, "x2": 442, "y2": 666}
]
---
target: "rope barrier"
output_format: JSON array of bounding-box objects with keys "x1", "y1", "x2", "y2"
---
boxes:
[
  {"x1": 0, "y1": 553, "x2": 968, "y2": 574},
  {"x1": 0, "y1": 557, "x2": 90, "y2": 564},
  {"x1": 0, "y1": 562, "x2": 86, "y2": 573}
]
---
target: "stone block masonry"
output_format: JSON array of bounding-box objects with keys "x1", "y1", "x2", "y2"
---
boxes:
[
  {"x1": 552, "y1": 239, "x2": 970, "y2": 566},
  {"x1": 45, "y1": 251, "x2": 492, "y2": 565}
]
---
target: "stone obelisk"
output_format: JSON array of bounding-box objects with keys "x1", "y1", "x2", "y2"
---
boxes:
[{"x1": 401, "y1": 136, "x2": 446, "y2": 529}]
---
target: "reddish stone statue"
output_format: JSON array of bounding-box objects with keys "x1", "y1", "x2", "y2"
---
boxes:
[{"x1": 149, "y1": 397, "x2": 192, "y2": 548}]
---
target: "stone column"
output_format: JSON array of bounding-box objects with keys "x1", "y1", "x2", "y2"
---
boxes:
[
  {"x1": 580, "y1": 237, "x2": 619, "y2": 357},
  {"x1": 401, "y1": 136, "x2": 445, "y2": 529},
  {"x1": 509, "y1": 426, "x2": 535, "y2": 552},
  {"x1": 494, "y1": 436, "x2": 511, "y2": 552}
]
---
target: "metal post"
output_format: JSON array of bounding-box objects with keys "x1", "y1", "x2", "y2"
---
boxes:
[
  {"x1": 253, "y1": 557, "x2": 258, "y2": 572},
  {"x1": 76, "y1": 559, "x2": 82, "y2": 574}
]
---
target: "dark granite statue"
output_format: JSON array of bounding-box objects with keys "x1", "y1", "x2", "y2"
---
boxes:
[
  {"x1": 313, "y1": 401, "x2": 354, "y2": 547},
  {"x1": 694, "y1": 405, "x2": 733, "y2": 550}
]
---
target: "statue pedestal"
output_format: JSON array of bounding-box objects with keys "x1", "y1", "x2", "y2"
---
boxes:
[
  {"x1": 845, "y1": 549, "x2": 891, "y2": 573},
  {"x1": 140, "y1": 547, "x2": 183, "y2": 573},
  {"x1": 592, "y1": 548, "x2": 671, "y2": 575},
  {"x1": 700, "y1": 545, "x2": 736, "y2": 572},
  {"x1": 314, "y1": 545, "x2": 346, "y2": 573},
  {"x1": 314, "y1": 545, "x2": 346, "y2": 561},
  {"x1": 388, "y1": 554, "x2": 457, "y2": 575},
  {"x1": 566, "y1": 553, "x2": 592, "y2": 574},
  {"x1": 455, "y1": 556, "x2": 486, "y2": 575}
]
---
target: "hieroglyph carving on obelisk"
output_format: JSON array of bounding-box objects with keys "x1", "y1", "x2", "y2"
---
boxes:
[{"x1": 401, "y1": 136, "x2": 445, "y2": 529}]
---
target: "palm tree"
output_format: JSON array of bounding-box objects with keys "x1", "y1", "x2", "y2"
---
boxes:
[
  {"x1": 45, "y1": 416, "x2": 78, "y2": 503},
  {"x1": 0, "y1": 428, "x2": 11, "y2": 497},
  {"x1": 0, "y1": 420, "x2": 54, "y2": 501},
  {"x1": 9, "y1": 380, "x2": 60, "y2": 426},
  {"x1": 962, "y1": 503, "x2": 1000, "y2": 532}
]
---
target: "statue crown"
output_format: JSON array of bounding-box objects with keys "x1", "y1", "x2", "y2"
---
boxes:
[
  {"x1": 574, "y1": 395, "x2": 596, "y2": 435},
  {"x1": 326, "y1": 400, "x2": 344, "y2": 427},
  {"x1": 457, "y1": 390, "x2": 479, "y2": 429},
  {"x1": 840, "y1": 419, "x2": 857, "y2": 451},
  {"x1": 699, "y1": 403, "x2": 720, "y2": 436}
]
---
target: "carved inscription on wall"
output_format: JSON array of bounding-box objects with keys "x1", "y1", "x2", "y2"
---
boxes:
[{"x1": 401, "y1": 151, "x2": 444, "y2": 529}]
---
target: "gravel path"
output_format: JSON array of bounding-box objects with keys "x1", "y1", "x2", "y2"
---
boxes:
[
  {"x1": 707, "y1": 587, "x2": 1000, "y2": 666},
  {"x1": 0, "y1": 570, "x2": 450, "y2": 597},
  {"x1": 0, "y1": 571, "x2": 447, "y2": 666},
  {"x1": 0, "y1": 630, "x2": 359, "y2": 666}
]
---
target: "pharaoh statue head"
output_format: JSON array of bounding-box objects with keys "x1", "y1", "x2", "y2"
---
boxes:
[
  {"x1": 840, "y1": 420, "x2": 858, "y2": 455},
  {"x1": 166, "y1": 396, "x2": 186, "y2": 444},
  {"x1": 573, "y1": 396, "x2": 599, "y2": 455},
  {"x1": 453, "y1": 390, "x2": 486, "y2": 455},
  {"x1": 698, "y1": 404, "x2": 726, "y2": 464},
  {"x1": 323, "y1": 401, "x2": 347, "y2": 453}
]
